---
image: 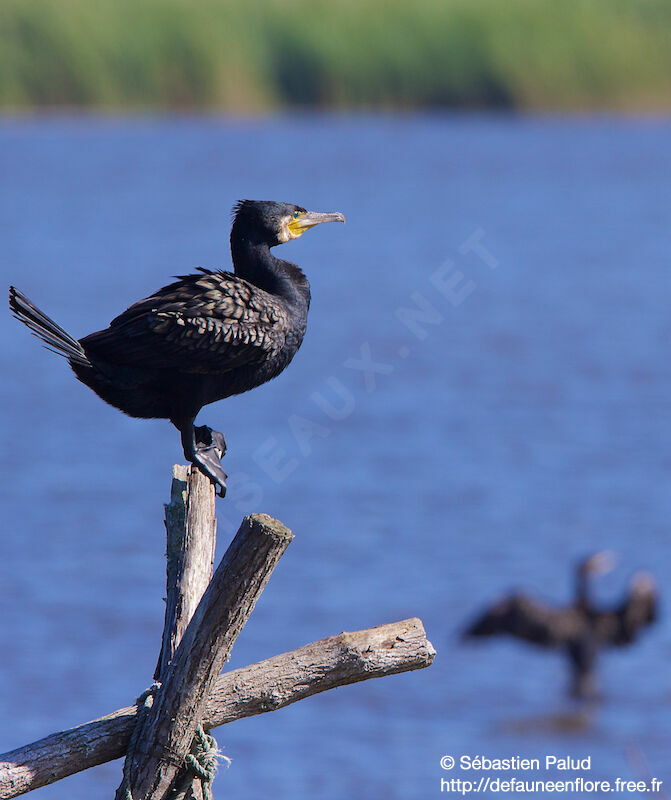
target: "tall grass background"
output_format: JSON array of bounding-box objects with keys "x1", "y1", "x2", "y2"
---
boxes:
[{"x1": 1, "y1": 0, "x2": 671, "y2": 111}]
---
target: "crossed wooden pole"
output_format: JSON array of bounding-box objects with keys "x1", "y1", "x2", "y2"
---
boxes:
[{"x1": 0, "y1": 466, "x2": 435, "y2": 799}]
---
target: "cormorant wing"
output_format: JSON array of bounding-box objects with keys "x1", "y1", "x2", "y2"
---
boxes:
[
  {"x1": 593, "y1": 572, "x2": 658, "y2": 646},
  {"x1": 464, "y1": 593, "x2": 583, "y2": 648},
  {"x1": 81, "y1": 270, "x2": 288, "y2": 373}
]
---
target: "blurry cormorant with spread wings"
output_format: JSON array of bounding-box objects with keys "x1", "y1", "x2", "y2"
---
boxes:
[
  {"x1": 9, "y1": 200, "x2": 345, "y2": 496},
  {"x1": 463, "y1": 552, "x2": 658, "y2": 698}
]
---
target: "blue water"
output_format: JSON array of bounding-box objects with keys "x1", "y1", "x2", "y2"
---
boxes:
[{"x1": 1, "y1": 114, "x2": 670, "y2": 798}]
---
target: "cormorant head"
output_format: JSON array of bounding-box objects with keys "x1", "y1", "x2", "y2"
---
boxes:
[
  {"x1": 629, "y1": 571, "x2": 657, "y2": 602},
  {"x1": 627, "y1": 572, "x2": 658, "y2": 627},
  {"x1": 232, "y1": 200, "x2": 345, "y2": 247},
  {"x1": 578, "y1": 550, "x2": 617, "y2": 577}
]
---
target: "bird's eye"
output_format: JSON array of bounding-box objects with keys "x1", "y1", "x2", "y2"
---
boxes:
[{"x1": 293, "y1": 211, "x2": 300, "y2": 219}]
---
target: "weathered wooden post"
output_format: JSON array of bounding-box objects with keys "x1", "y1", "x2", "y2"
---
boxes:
[{"x1": 0, "y1": 466, "x2": 436, "y2": 799}]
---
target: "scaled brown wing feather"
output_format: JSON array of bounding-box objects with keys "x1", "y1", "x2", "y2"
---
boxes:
[{"x1": 81, "y1": 270, "x2": 287, "y2": 373}]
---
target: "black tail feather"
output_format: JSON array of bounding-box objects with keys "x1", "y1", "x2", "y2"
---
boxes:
[{"x1": 9, "y1": 286, "x2": 89, "y2": 366}]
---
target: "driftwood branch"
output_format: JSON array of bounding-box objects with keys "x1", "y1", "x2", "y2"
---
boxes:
[
  {"x1": 156, "y1": 465, "x2": 217, "y2": 681},
  {"x1": 127, "y1": 512, "x2": 294, "y2": 800},
  {"x1": 0, "y1": 618, "x2": 435, "y2": 799}
]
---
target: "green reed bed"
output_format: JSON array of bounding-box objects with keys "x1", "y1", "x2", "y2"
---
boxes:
[{"x1": 1, "y1": 0, "x2": 670, "y2": 111}]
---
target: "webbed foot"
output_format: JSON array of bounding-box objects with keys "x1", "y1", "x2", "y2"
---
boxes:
[
  {"x1": 192, "y1": 451, "x2": 227, "y2": 497},
  {"x1": 178, "y1": 421, "x2": 228, "y2": 497},
  {"x1": 193, "y1": 426, "x2": 227, "y2": 496},
  {"x1": 195, "y1": 425, "x2": 227, "y2": 459}
]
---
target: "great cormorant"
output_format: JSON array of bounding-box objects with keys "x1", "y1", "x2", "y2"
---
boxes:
[
  {"x1": 9, "y1": 200, "x2": 345, "y2": 496},
  {"x1": 463, "y1": 553, "x2": 658, "y2": 699}
]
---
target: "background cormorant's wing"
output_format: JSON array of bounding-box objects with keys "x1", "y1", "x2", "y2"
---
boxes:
[
  {"x1": 464, "y1": 593, "x2": 583, "y2": 648},
  {"x1": 80, "y1": 270, "x2": 288, "y2": 372},
  {"x1": 593, "y1": 575, "x2": 658, "y2": 646}
]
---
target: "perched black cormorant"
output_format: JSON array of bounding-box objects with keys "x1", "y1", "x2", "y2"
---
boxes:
[
  {"x1": 9, "y1": 200, "x2": 345, "y2": 495},
  {"x1": 463, "y1": 553, "x2": 658, "y2": 699}
]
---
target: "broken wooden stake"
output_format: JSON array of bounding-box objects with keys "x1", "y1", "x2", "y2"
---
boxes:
[{"x1": 156, "y1": 465, "x2": 217, "y2": 682}]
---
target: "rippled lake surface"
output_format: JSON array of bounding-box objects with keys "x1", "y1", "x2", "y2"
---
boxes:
[{"x1": 1, "y1": 114, "x2": 670, "y2": 798}]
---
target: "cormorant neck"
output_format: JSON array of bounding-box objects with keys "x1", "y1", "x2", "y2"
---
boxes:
[
  {"x1": 230, "y1": 232, "x2": 309, "y2": 307},
  {"x1": 575, "y1": 569, "x2": 590, "y2": 611}
]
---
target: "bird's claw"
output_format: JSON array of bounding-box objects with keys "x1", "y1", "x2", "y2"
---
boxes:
[
  {"x1": 194, "y1": 425, "x2": 227, "y2": 459},
  {"x1": 193, "y1": 426, "x2": 228, "y2": 497},
  {"x1": 192, "y1": 451, "x2": 228, "y2": 497}
]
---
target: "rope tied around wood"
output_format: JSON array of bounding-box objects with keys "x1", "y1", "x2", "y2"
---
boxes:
[
  {"x1": 118, "y1": 682, "x2": 162, "y2": 800},
  {"x1": 118, "y1": 683, "x2": 226, "y2": 800},
  {"x1": 170, "y1": 725, "x2": 228, "y2": 800}
]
